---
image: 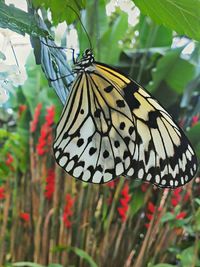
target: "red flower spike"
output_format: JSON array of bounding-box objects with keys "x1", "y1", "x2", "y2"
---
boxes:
[
  {"x1": 191, "y1": 115, "x2": 199, "y2": 127},
  {"x1": 106, "y1": 180, "x2": 115, "y2": 189},
  {"x1": 45, "y1": 106, "x2": 55, "y2": 126},
  {"x1": 141, "y1": 183, "x2": 149, "y2": 192},
  {"x1": 18, "y1": 104, "x2": 27, "y2": 116},
  {"x1": 63, "y1": 193, "x2": 75, "y2": 228},
  {"x1": 36, "y1": 105, "x2": 55, "y2": 156},
  {"x1": 146, "y1": 213, "x2": 153, "y2": 220},
  {"x1": 30, "y1": 103, "x2": 42, "y2": 133},
  {"x1": 147, "y1": 202, "x2": 155, "y2": 213},
  {"x1": 5, "y1": 153, "x2": 14, "y2": 166},
  {"x1": 0, "y1": 187, "x2": 5, "y2": 200},
  {"x1": 184, "y1": 191, "x2": 190, "y2": 202},
  {"x1": 173, "y1": 188, "x2": 182, "y2": 196},
  {"x1": 45, "y1": 168, "x2": 55, "y2": 200},
  {"x1": 20, "y1": 212, "x2": 30, "y2": 222},
  {"x1": 171, "y1": 198, "x2": 179, "y2": 207},
  {"x1": 176, "y1": 211, "x2": 187, "y2": 220},
  {"x1": 117, "y1": 182, "x2": 131, "y2": 222}
]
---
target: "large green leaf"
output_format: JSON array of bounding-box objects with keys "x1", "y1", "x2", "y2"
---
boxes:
[
  {"x1": 151, "y1": 264, "x2": 176, "y2": 267},
  {"x1": 138, "y1": 14, "x2": 172, "y2": 48},
  {"x1": 148, "y1": 48, "x2": 195, "y2": 93},
  {"x1": 177, "y1": 246, "x2": 200, "y2": 267},
  {"x1": 0, "y1": 2, "x2": 50, "y2": 38},
  {"x1": 13, "y1": 262, "x2": 45, "y2": 267},
  {"x1": 99, "y1": 12, "x2": 128, "y2": 64},
  {"x1": 133, "y1": 0, "x2": 200, "y2": 41},
  {"x1": 187, "y1": 122, "x2": 200, "y2": 146},
  {"x1": 70, "y1": 247, "x2": 98, "y2": 267},
  {"x1": 32, "y1": 0, "x2": 86, "y2": 25},
  {"x1": 77, "y1": 0, "x2": 108, "y2": 56}
]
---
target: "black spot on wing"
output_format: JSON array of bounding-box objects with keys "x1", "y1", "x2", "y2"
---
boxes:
[
  {"x1": 94, "y1": 109, "x2": 101, "y2": 118},
  {"x1": 146, "y1": 111, "x2": 159, "y2": 128},
  {"x1": 104, "y1": 85, "x2": 113, "y2": 93},
  {"x1": 116, "y1": 100, "x2": 126, "y2": 108},
  {"x1": 123, "y1": 81, "x2": 140, "y2": 110}
]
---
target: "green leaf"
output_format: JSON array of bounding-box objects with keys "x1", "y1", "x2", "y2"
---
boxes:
[
  {"x1": 13, "y1": 262, "x2": 45, "y2": 267},
  {"x1": 78, "y1": 0, "x2": 108, "y2": 55},
  {"x1": 194, "y1": 207, "x2": 200, "y2": 231},
  {"x1": 133, "y1": 0, "x2": 200, "y2": 41},
  {"x1": 0, "y1": 2, "x2": 50, "y2": 38},
  {"x1": 148, "y1": 48, "x2": 195, "y2": 93},
  {"x1": 151, "y1": 264, "x2": 176, "y2": 267},
  {"x1": 177, "y1": 246, "x2": 196, "y2": 267},
  {"x1": 138, "y1": 14, "x2": 172, "y2": 48},
  {"x1": 70, "y1": 247, "x2": 98, "y2": 267},
  {"x1": 48, "y1": 264, "x2": 63, "y2": 267},
  {"x1": 187, "y1": 122, "x2": 200, "y2": 146},
  {"x1": 161, "y1": 212, "x2": 175, "y2": 223},
  {"x1": 129, "y1": 190, "x2": 145, "y2": 217},
  {"x1": 195, "y1": 198, "x2": 200, "y2": 206},
  {"x1": 32, "y1": 0, "x2": 86, "y2": 25},
  {"x1": 99, "y1": 12, "x2": 128, "y2": 64}
]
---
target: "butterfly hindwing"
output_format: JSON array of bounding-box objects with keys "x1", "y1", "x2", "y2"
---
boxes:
[
  {"x1": 53, "y1": 50, "x2": 198, "y2": 188},
  {"x1": 54, "y1": 69, "x2": 136, "y2": 183}
]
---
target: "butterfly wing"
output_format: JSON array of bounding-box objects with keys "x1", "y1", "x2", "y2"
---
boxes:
[
  {"x1": 53, "y1": 61, "x2": 198, "y2": 188},
  {"x1": 53, "y1": 68, "x2": 136, "y2": 183}
]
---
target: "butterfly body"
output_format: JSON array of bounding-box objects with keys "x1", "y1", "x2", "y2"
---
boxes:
[{"x1": 53, "y1": 49, "x2": 198, "y2": 188}]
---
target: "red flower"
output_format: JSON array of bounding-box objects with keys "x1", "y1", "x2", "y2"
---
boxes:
[
  {"x1": 176, "y1": 211, "x2": 187, "y2": 220},
  {"x1": 0, "y1": 187, "x2": 5, "y2": 200},
  {"x1": 141, "y1": 183, "x2": 149, "y2": 192},
  {"x1": 30, "y1": 103, "x2": 42, "y2": 133},
  {"x1": 18, "y1": 104, "x2": 27, "y2": 116},
  {"x1": 147, "y1": 201, "x2": 155, "y2": 213},
  {"x1": 5, "y1": 153, "x2": 14, "y2": 171},
  {"x1": 191, "y1": 114, "x2": 199, "y2": 127},
  {"x1": 45, "y1": 106, "x2": 55, "y2": 126},
  {"x1": 45, "y1": 168, "x2": 55, "y2": 200},
  {"x1": 36, "y1": 106, "x2": 55, "y2": 156},
  {"x1": 20, "y1": 212, "x2": 30, "y2": 222},
  {"x1": 63, "y1": 194, "x2": 74, "y2": 228},
  {"x1": 5, "y1": 153, "x2": 14, "y2": 166},
  {"x1": 184, "y1": 191, "x2": 190, "y2": 202},
  {"x1": 171, "y1": 188, "x2": 182, "y2": 207},
  {"x1": 117, "y1": 183, "x2": 131, "y2": 222},
  {"x1": 106, "y1": 180, "x2": 116, "y2": 189},
  {"x1": 145, "y1": 201, "x2": 162, "y2": 229}
]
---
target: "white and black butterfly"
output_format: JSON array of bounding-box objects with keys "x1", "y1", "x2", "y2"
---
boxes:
[{"x1": 53, "y1": 49, "x2": 198, "y2": 188}]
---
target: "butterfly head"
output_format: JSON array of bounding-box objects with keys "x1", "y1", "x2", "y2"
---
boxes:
[{"x1": 73, "y1": 49, "x2": 95, "y2": 73}]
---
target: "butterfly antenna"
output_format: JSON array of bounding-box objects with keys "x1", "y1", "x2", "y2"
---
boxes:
[{"x1": 66, "y1": 4, "x2": 93, "y2": 51}]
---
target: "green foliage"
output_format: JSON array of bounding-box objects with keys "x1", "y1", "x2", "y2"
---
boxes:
[
  {"x1": 13, "y1": 263, "x2": 45, "y2": 267},
  {"x1": 69, "y1": 247, "x2": 98, "y2": 267},
  {"x1": 150, "y1": 263, "x2": 176, "y2": 267},
  {"x1": 133, "y1": 0, "x2": 200, "y2": 41},
  {"x1": 99, "y1": 12, "x2": 128, "y2": 64},
  {"x1": 32, "y1": 0, "x2": 86, "y2": 25},
  {"x1": 0, "y1": 2, "x2": 50, "y2": 38},
  {"x1": 148, "y1": 47, "x2": 195, "y2": 94},
  {"x1": 187, "y1": 122, "x2": 200, "y2": 157},
  {"x1": 177, "y1": 245, "x2": 200, "y2": 267},
  {"x1": 151, "y1": 264, "x2": 176, "y2": 267},
  {"x1": 138, "y1": 15, "x2": 172, "y2": 48}
]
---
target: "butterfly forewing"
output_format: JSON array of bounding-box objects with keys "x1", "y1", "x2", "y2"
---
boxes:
[{"x1": 53, "y1": 50, "x2": 198, "y2": 188}]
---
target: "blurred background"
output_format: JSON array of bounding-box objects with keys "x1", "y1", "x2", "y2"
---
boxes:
[{"x1": 0, "y1": 0, "x2": 200, "y2": 266}]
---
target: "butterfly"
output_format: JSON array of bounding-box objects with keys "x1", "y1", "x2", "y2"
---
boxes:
[{"x1": 53, "y1": 49, "x2": 198, "y2": 188}]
